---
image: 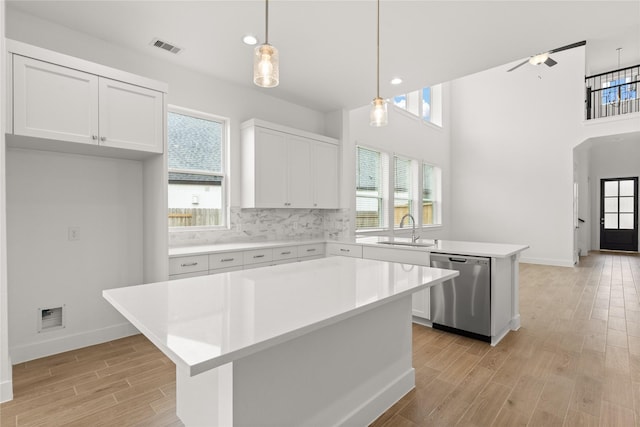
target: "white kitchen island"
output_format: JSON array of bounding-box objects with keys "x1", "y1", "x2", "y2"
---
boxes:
[{"x1": 103, "y1": 256, "x2": 458, "y2": 427}]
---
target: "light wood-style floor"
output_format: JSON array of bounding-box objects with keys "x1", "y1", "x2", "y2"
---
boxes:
[{"x1": 1, "y1": 251, "x2": 639, "y2": 426}]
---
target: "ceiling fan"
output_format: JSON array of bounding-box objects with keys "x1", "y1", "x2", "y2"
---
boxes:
[{"x1": 507, "y1": 40, "x2": 586, "y2": 72}]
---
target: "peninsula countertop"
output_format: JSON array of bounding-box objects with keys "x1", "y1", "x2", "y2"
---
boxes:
[{"x1": 104, "y1": 256, "x2": 458, "y2": 376}]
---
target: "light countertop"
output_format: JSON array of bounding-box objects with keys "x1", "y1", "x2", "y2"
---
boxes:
[
  {"x1": 168, "y1": 237, "x2": 528, "y2": 259},
  {"x1": 352, "y1": 236, "x2": 529, "y2": 258},
  {"x1": 169, "y1": 238, "x2": 325, "y2": 257},
  {"x1": 104, "y1": 257, "x2": 458, "y2": 376}
]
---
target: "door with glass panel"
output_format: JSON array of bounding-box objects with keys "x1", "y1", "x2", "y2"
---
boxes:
[{"x1": 600, "y1": 177, "x2": 638, "y2": 251}]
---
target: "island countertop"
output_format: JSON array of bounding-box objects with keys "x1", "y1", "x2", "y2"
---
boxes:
[{"x1": 104, "y1": 256, "x2": 458, "y2": 376}]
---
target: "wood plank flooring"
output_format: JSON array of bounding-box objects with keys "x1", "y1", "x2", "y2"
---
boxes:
[{"x1": 1, "y1": 251, "x2": 639, "y2": 426}]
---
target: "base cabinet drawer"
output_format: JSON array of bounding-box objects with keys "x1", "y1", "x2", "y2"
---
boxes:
[
  {"x1": 298, "y1": 243, "x2": 325, "y2": 259},
  {"x1": 209, "y1": 266, "x2": 243, "y2": 275},
  {"x1": 209, "y1": 251, "x2": 244, "y2": 270},
  {"x1": 326, "y1": 243, "x2": 362, "y2": 258},
  {"x1": 243, "y1": 248, "x2": 274, "y2": 265},
  {"x1": 273, "y1": 246, "x2": 298, "y2": 261},
  {"x1": 169, "y1": 271, "x2": 208, "y2": 281},
  {"x1": 169, "y1": 254, "x2": 209, "y2": 276}
]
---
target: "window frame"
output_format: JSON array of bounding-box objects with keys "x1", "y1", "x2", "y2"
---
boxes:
[
  {"x1": 356, "y1": 145, "x2": 442, "y2": 234},
  {"x1": 356, "y1": 146, "x2": 387, "y2": 230},
  {"x1": 167, "y1": 104, "x2": 230, "y2": 231}
]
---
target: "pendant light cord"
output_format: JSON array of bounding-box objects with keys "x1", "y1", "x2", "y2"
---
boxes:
[
  {"x1": 376, "y1": 0, "x2": 380, "y2": 98},
  {"x1": 265, "y1": 0, "x2": 270, "y2": 44}
]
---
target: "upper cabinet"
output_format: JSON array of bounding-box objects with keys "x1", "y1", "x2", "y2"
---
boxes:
[
  {"x1": 7, "y1": 40, "x2": 166, "y2": 157},
  {"x1": 241, "y1": 119, "x2": 340, "y2": 209}
]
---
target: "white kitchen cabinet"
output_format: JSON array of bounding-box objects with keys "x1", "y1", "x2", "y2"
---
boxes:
[
  {"x1": 169, "y1": 254, "x2": 209, "y2": 279},
  {"x1": 313, "y1": 142, "x2": 339, "y2": 208},
  {"x1": 326, "y1": 242, "x2": 363, "y2": 258},
  {"x1": 11, "y1": 53, "x2": 163, "y2": 154},
  {"x1": 13, "y1": 55, "x2": 98, "y2": 145},
  {"x1": 241, "y1": 119, "x2": 339, "y2": 209},
  {"x1": 98, "y1": 78, "x2": 163, "y2": 153}
]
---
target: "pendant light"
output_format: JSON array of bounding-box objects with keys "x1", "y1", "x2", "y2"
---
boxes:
[
  {"x1": 253, "y1": 0, "x2": 279, "y2": 88},
  {"x1": 370, "y1": 0, "x2": 387, "y2": 127}
]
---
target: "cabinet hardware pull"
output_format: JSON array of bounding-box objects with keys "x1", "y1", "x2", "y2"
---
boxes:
[
  {"x1": 91, "y1": 135, "x2": 98, "y2": 140},
  {"x1": 100, "y1": 136, "x2": 106, "y2": 142},
  {"x1": 181, "y1": 262, "x2": 198, "y2": 267},
  {"x1": 307, "y1": 248, "x2": 316, "y2": 252},
  {"x1": 254, "y1": 255, "x2": 265, "y2": 258},
  {"x1": 221, "y1": 258, "x2": 234, "y2": 262},
  {"x1": 340, "y1": 249, "x2": 350, "y2": 252},
  {"x1": 281, "y1": 251, "x2": 291, "y2": 255}
]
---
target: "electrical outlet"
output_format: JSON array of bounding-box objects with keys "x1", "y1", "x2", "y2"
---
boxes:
[{"x1": 68, "y1": 226, "x2": 80, "y2": 241}]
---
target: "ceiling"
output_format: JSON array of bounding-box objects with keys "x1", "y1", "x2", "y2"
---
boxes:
[{"x1": 7, "y1": 1, "x2": 640, "y2": 113}]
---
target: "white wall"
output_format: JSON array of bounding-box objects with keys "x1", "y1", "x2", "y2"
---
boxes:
[
  {"x1": 449, "y1": 47, "x2": 586, "y2": 266},
  {"x1": 6, "y1": 149, "x2": 143, "y2": 362},
  {"x1": 348, "y1": 87, "x2": 452, "y2": 240},
  {"x1": 588, "y1": 137, "x2": 640, "y2": 250},
  {"x1": 0, "y1": 0, "x2": 14, "y2": 403}
]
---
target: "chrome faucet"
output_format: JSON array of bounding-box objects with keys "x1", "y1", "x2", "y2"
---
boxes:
[{"x1": 399, "y1": 213, "x2": 420, "y2": 242}]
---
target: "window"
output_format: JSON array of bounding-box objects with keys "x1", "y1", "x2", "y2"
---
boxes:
[
  {"x1": 356, "y1": 147, "x2": 385, "y2": 229},
  {"x1": 390, "y1": 84, "x2": 442, "y2": 127},
  {"x1": 602, "y1": 77, "x2": 638, "y2": 105},
  {"x1": 422, "y1": 87, "x2": 431, "y2": 122},
  {"x1": 394, "y1": 156, "x2": 413, "y2": 228},
  {"x1": 392, "y1": 94, "x2": 407, "y2": 110},
  {"x1": 167, "y1": 106, "x2": 226, "y2": 228},
  {"x1": 356, "y1": 146, "x2": 441, "y2": 232},
  {"x1": 422, "y1": 163, "x2": 438, "y2": 225}
]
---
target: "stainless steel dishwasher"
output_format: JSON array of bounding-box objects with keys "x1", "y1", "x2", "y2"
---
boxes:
[{"x1": 430, "y1": 253, "x2": 491, "y2": 342}]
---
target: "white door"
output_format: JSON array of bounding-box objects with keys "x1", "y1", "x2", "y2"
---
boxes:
[
  {"x1": 98, "y1": 78, "x2": 163, "y2": 153},
  {"x1": 313, "y1": 142, "x2": 339, "y2": 208},
  {"x1": 254, "y1": 128, "x2": 288, "y2": 207},
  {"x1": 287, "y1": 135, "x2": 313, "y2": 208},
  {"x1": 13, "y1": 55, "x2": 98, "y2": 144}
]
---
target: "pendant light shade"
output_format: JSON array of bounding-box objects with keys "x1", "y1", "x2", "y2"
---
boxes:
[
  {"x1": 370, "y1": 0, "x2": 387, "y2": 127},
  {"x1": 253, "y1": 0, "x2": 279, "y2": 88},
  {"x1": 370, "y1": 97, "x2": 388, "y2": 127}
]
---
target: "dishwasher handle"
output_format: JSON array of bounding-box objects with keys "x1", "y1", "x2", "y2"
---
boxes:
[{"x1": 448, "y1": 257, "x2": 468, "y2": 263}]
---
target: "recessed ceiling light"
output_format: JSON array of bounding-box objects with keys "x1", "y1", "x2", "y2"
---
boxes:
[
  {"x1": 243, "y1": 35, "x2": 258, "y2": 46},
  {"x1": 390, "y1": 77, "x2": 403, "y2": 85}
]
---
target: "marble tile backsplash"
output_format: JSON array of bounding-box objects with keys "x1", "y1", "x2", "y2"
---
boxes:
[{"x1": 169, "y1": 208, "x2": 351, "y2": 247}]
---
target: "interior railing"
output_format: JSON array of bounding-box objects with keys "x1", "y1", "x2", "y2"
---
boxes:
[{"x1": 585, "y1": 64, "x2": 639, "y2": 120}]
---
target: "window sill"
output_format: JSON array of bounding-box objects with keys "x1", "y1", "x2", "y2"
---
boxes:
[{"x1": 169, "y1": 225, "x2": 230, "y2": 233}]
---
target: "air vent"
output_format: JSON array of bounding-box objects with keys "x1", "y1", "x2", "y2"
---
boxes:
[{"x1": 150, "y1": 38, "x2": 183, "y2": 54}]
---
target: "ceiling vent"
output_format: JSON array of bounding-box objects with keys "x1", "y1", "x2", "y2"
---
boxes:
[{"x1": 150, "y1": 38, "x2": 183, "y2": 55}]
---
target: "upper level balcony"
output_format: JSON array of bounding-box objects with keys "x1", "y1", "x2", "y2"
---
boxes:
[{"x1": 586, "y1": 64, "x2": 639, "y2": 120}]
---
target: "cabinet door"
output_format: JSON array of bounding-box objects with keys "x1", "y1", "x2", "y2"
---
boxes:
[
  {"x1": 13, "y1": 55, "x2": 98, "y2": 144},
  {"x1": 254, "y1": 128, "x2": 289, "y2": 207},
  {"x1": 313, "y1": 142, "x2": 339, "y2": 208},
  {"x1": 98, "y1": 78, "x2": 164, "y2": 153},
  {"x1": 287, "y1": 135, "x2": 313, "y2": 208}
]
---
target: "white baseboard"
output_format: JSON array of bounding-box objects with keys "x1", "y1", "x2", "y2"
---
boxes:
[
  {"x1": 519, "y1": 256, "x2": 574, "y2": 267},
  {"x1": 0, "y1": 378, "x2": 13, "y2": 403},
  {"x1": 10, "y1": 322, "x2": 139, "y2": 364},
  {"x1": 340, "y1": 368, "x2": 415, "y2": 427}
]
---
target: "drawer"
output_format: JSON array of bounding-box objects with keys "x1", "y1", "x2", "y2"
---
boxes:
[
  {"x1": 326, "y1": 243, "x2": 363, "y2": 258},
  {"x1": 273, "y1": 246, "x2": 298, "y2": 261},
  {"x1": 298, "y1": 243, "x2": 325, "y2": 258},
  {"x1": 208, "y1": 266, "x2": 243, "y2": 275},
  {"x1": 209, "y1": 251, "x2": 244, "y2": 270},
  {"x1": 169, "y1": 254, "x2": 209, "y2": 275},
  {"x1": 169, "y1": 270, "x2": 208, "y2": 281},
  {"x1": 243, "y1": 248, "x2": 273, "y2": 265}
]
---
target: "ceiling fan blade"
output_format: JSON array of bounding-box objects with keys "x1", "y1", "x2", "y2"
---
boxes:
[
  {"x1": 544, "y1": 57, "x2": 558, "y2": 67},
  {"x1": 548, "y1": 40, "x2": 586, "y2": 54},
  {"x1": 507, "y1": 59, "x2": 529, "y2": 72}
]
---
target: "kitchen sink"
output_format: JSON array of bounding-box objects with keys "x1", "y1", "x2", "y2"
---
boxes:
[{"x1": 376, "y1": 241, "x2": 435, "y2": 248}]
